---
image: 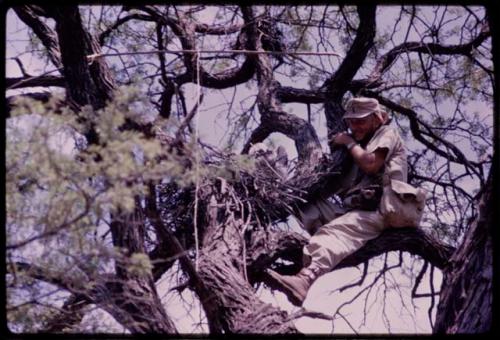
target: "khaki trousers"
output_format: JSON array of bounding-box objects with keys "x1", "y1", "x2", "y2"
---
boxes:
[{"x1": 298, "y1": 198, "x2": 386, "y2": 275}]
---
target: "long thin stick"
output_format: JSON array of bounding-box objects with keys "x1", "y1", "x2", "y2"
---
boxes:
[
  {"x1": 193, "y1": 50, "x2": 201, "y2": 271},
  {"x1": 86, "y1": 49, "x2": 344, "y2": 60}
]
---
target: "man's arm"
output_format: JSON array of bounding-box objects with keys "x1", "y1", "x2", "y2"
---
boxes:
[
  {"x1": 331, "y1": 132, "x2": 387, "y2": 174},
  {"x1": 349, "y1": 145, "x2": 387, "y2": 174}
]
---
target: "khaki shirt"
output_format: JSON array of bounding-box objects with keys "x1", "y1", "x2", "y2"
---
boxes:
[{"x1": 341, "y1": 124, "x2": 407, "y2": 197}]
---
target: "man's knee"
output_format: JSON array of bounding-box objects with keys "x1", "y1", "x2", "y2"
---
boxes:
[
  {"x1": 296, "y1": 202, "x2": 324, "y2": 233},
  {"x1": 297, "y1": 198, "x2": 344, "y2": 234}
]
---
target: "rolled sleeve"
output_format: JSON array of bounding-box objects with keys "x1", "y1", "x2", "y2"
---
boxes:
[{"x1": 366, "y1": 125, "x2": 398, "y2": 160}]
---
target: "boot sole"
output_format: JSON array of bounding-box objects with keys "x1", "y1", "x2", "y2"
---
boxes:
[{"x1": 266, "y1": 270, "x2": 305, "y2": 306}]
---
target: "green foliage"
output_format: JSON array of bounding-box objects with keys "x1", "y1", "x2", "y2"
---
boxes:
[
  {"x1": 6, "y1": 84, "x2": 248, "y2": 250},
  {"x1": 127, "y1": 253, "x2": 154, "y2": 278},
  {"x1": 212, "y1": 59, "x2": 231, "y2": 73},
  {"x1": 6, "y1": 86, "x2": 218, "y2": 329}
]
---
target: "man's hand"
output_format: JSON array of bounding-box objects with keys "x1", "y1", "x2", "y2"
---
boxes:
[{"x1": 330, "y1": 132, "x2": 355, "y2": 146}]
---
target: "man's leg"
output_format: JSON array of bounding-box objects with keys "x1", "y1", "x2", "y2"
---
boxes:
[
  {"x1": 268, "y1": 210, "x2": 385, "y2": 306},
  {"x1": 296, "y1": 197, "x2": 344, "y2": 234}
]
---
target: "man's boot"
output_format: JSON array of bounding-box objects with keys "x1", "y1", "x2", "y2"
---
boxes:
[{"x1": 266, "y1": 267, "x2": 320, "y2": 306}]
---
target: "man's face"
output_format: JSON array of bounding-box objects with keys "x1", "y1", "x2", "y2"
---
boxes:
[{"x1": 346, "y1": 114, "x2": 379, "y2": 141}]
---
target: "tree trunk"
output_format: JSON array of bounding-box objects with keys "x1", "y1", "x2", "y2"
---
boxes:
[
  {"x1": 433, "y1": 170, "x2": 493, "y2": 333},
  {"x1": 105, "y1": 208, "x2": 178, "y2": 333},
  {"x1": 46, "y1": 6, "x2": 115, "y2": 109},
  {"x1": 96, "y1": 279, "x2": 177, "y2": 333},
  {"x1": 26, "y1": 5, "x2": 178, "y2": 333},
  {"x1": 190, "y1": 181, "x2": 299, "y2": 334},
  {"x1": 197, "y1": 255, "x2": 298, "y2": 333}
]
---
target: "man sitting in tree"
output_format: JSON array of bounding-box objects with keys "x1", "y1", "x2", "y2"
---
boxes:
[{"x1": 267, "y1": 97, "x2": 408, "y2": 306}]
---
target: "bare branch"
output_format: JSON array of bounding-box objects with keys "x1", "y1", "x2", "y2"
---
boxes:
[
  {"x1": 362, "y1": 91, "x2": 484, "y2": 182},
  {"x1": 277, "y1": 86, "x2": 326, "y2": 104},
  {"x1": 42, "y1": 294, "x2": 90, "y2": 332},
  {"x1": 286, "y1": 307, "x2": 333, "y2": 322},
  {"x1": 368, "y1": 28, "x2": 491, "y2": 82},
  {"x1": 99, "y1": 13, "x2": 155, "y2": 45}
]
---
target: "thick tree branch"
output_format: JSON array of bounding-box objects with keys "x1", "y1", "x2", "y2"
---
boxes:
[
  {"x1": 194, "y1": 22, "x2": 242, "y2": 35},
  {"x1": 277, "y1": 86, "x2": 325, "y2": 104},
  {"x1": 275, "y1": 81, "x2": 378, "y2": 105},
  {"x1": 241, "y1": 125, "x2": 273, "y2": 154},
  {"x1": 249, "y1": 227, "x2": 455, "y2": 284},
  {"x1": 144, "y1": 182, "x2": 222, "y2": 333},
  {"x1": 42, "y1": 5, "x2": 115, "y2": 109},
  {"x1": 155, "y1": 21, "x2": 177, "y2": 120},
  {"x1": 240, "y1": 6, "x2": 322, "y2": 168},
  {"x1": 321, "y1": 4, "x2": 376, "y2": 166},
  {"x1": 158, "y1": 80, "x2": 176, "y2": 119},
  {"x1": 324, "y1": 5, "x2": 376, "y2": 101},
  {"x1": 338, "y1": 227, "x2": 454, "y2": 270},
  {"x1": 6, "y1": 75, "x2": 65, "y2": 90},
  {"x1": 135, "y1": 5, "x2": 257, "y2": 90},
  {"x1": 13, "y1": 6, "x2": 62, "y2": 68},
  {"x1": 192, "y1": 179, "x2": 299, "y2": 333},
  {"x1": 109, "y1": 203, "x2": 150, "y2": 278},
  {"x1": 27, "y1": 5, "x2": 117, "y2": 146}
]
